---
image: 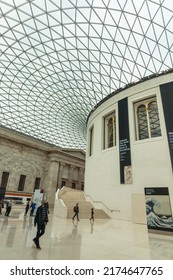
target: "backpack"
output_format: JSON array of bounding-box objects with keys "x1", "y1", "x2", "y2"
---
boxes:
[{"x1": 73, "y1": 206, "x2": 77, "y2": 212}]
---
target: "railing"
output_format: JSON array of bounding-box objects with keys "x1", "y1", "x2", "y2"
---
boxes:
[{"x1": 84, "y1": 193, "x2": 121, "y2": 214}]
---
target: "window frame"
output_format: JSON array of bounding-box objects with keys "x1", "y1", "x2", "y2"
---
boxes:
[
  {"x1": 89, "y1": 125, "x2": 94, "y2": 156},
  {"x1": 18, "y1": 174, "x2": 26, "y2": 191},
  {"x1": 134, "y1": 96, "x2": 161, "y2": 141},
  {"x1": 33, "y1": 177, "x2": 41, "y2": 192},
  {"x1": 0, "y1": 171, "x2": 10, "y2": 190},
  {"x1": 103, "y1": 111, "x2": 116, "y2": 149}
]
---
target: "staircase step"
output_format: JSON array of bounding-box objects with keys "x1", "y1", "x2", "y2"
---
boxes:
[
  {"x1": 67, "y1": 209, "x2": 110, "y2": 219},
  {"x1": 59, "y1": 187, "x2": 110, "y2": 219}
]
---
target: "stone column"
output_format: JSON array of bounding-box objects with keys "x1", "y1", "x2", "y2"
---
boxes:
[
  {"x1": 57, "y1": 162, "x2": 65, "y2": 189},
  {"x1": 78, "y1": 167, "x2": 84, "y2": 190},
  {"x1": 68, "y1": 165, "x2": 75, "y2": 188},
  {"x1": 44, "y1": 152, "x2": 60, "y2": 206}
]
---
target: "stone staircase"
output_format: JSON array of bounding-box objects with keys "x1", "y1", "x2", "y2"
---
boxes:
[{"x1": 59, "y1": 187, "x2": 110, "y2": 219}]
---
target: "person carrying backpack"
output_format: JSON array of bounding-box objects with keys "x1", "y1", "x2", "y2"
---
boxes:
[{"x1": 72, "y1": 203, "x2": 79, "y2": 221}]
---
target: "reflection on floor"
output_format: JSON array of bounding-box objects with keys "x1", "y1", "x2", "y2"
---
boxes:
[{"x1": 0, "y1": 205, "x2": 173, "y2": 260}]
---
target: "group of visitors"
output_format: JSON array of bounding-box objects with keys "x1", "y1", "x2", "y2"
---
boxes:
[
  {"x1": 32, "y1": 201, "x2": 94, "y2": 251},
  {"x1": 1, "y1": 196, "x2": 50, "y2": 251},
  {"x1": 2, "y1": 198, "x2": 94, "y2": 251},
  {"x1": 0, "y1": 199, "x2": 13, "y2": 216},
  {"x1": 24, "y1": 200, "x2": 36, "y2": 216},
  {"x1": 72, "y1": 203, "x2": 94, "y2": 222},
  {"x1": 24, "y1": 200, "x2": 49, "y2": 217}
]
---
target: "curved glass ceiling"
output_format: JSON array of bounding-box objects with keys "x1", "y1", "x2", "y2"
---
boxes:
[{"x1": 0, "y1": 0, "x2": 173, "y2": 149}]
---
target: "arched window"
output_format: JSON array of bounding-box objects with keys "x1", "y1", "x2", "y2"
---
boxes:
[
  {"x1": 104, "y1": 112, "x2": 116, "y2": 149},
  {"x1": 135, "y1": 97, "x2": 161, "y2": 140}
]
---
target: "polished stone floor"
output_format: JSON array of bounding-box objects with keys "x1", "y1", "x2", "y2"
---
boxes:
[{"x1": 0, "y1": 205, "x2": 173, "y2": 260}]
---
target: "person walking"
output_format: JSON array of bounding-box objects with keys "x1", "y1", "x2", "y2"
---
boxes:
[
  {"x1": 72, "y1": 203, "x2": 80, "y2": 221},
  {"x1": 90, "y1": 208, "x2": 94, "y2": 222},
  {"x1": 30, "y1": 201, "x2": 36, "y2": 216},
  {"x1": 33, "y1": 200, "x2": 48, "y2": 250},
  {"x1": 24, "y1": 201, "x2": 30, "y2": 216},
  {"x1": 5, "y1": 200, "x2": 12, "y2": 216},
  {"x1": 0, "y1": 199, "x2": 3, "y2": 214}
]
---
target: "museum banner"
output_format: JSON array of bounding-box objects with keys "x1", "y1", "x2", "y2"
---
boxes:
[
  {"x1": 160, "y1": 82, "x2": 173, "y2": 170},
  {"x1": 118, "y1": 98, "x2": 132, "y2": 184}
]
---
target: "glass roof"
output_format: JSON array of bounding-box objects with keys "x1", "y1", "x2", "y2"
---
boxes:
[{"x1": 0, "y1": 0, "x2": 173, "y2": 150}]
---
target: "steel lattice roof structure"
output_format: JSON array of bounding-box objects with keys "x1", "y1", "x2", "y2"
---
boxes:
[{"x1": 1, "y1": 0, "x2": 173, "y2": 150}]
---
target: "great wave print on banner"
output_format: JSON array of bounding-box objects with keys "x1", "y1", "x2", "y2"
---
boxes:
[{"x1": 145, "y1": 188, "x2": 173, "y2": 232}]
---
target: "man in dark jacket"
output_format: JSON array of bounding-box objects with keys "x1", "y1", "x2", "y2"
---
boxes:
[
  {"x1": 33, "y1": 200, "x2": 48, "y2": 249},
  {"x1": 72, "y1": 203, "x2": 80, "y2": 221}
]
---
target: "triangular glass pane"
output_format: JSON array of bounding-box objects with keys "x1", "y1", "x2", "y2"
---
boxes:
[
  {"x1": 61, "y1": 10, "x2": 76, "y2": 24},
  {"x1": 32, "y1": 4, "x2": 46, "y2": 16},
  {"x1": 105, "y1": 10, "x2": 118, "y2": 26},
  {"x1": 138, "y1": 1, "x2": 151, "y2": 19},
  {"x1": 147, "y1": 1, "x2": 160, "y2": 18}
]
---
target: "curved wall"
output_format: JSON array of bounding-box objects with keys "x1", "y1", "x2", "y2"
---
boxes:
[{"x1": 85, "y1": 72, "x2": 173, "y2": 222}]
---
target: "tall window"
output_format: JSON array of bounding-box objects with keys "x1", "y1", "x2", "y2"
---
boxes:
[
  {"x1": 61, "y1": 180, "x2": 66, "y2": 188},
  {"x1": 18, "y1": 175, "x2": 26, "y2": 191},
  {"x1": 89, "y1": 126, "x2": 94, "y2": 156},
  {"x1": 33, "y1": 177, "x2": 41, "y2": 192},
  {"x1": 104, "y1": 112, "x2": 116, "y2": 149},
  {"x1": 0, "y1": 171, "x2": 10, "y2": 189},
  {"x1": 135, "y1": 97, "x2": 161, "y2": 140}
]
